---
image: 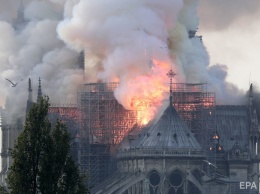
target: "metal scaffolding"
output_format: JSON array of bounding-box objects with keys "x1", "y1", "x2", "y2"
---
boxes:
[
  {"x1": 77, "y1": 83, "x2": 138, "y2": 145},
  {"x1": 48, "y1": 105, "x2": 81, "y2": 164},
  {"x1": 49, "y1": 82, "x2": 216, "y2": 187},
  {"x1": 80, "y1": 143, "x2": 111, "y2": 187},
  {"x1": 77, "y1": 83, "x2": 138, "y2": 186},
  {"x1": 171, "y1": 83, "x2": 216, "y2": 160},
  {"x1": 48, "y1": 105, "x2": 79, "y2": 135}
]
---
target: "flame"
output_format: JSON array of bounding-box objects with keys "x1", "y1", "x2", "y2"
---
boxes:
[
  {"x1": 116, "y1": 60, "x2": 171, "y2": 126},
  {"x1": 141, "y1": 118, "x2": 148, "y2": 125},
  {"x1": 136, "y1": 111, "x2": 150, "y2": 125}
]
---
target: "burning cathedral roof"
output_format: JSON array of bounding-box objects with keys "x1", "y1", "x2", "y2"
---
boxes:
[{"x1": 120, "y1": 96, "x2": 202, "y2": 151}]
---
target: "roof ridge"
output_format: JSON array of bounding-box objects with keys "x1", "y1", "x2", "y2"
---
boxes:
[{"x1": 129, "y1": 103, "x2": 202, "y2": 150}]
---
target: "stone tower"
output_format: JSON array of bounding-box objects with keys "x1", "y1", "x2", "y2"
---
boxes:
[
  {"x1": 26, "y1": 78, "x2": 33, "y2": 116},
  {"x1": 37, "y1": 77, "x2": 42, "y2": 103}
]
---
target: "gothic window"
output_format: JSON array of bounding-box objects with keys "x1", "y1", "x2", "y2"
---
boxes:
[
  {"x1": 168, "y1": 170, "x2": 183, "y2": 194},
  {"x1": 149, "y1": 170, "x2": 160, "y2": 194}
]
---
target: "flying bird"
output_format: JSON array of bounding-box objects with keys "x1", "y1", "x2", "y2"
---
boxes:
[{"x1": 5, "y1": 78, "x2": 23, "y2": 87}]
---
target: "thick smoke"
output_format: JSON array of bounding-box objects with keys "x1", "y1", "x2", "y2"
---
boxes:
[
  {"x1": 0, "y1": 0, "x2": 17, "y2": 22},
  {"x1": 197, "y1": 0, "x2": 260, "y2": 93},
  {"x1": 198, "y1": 0, "x2": 260, "y2": 31},
  {"x1": 168, "y1": 0, "x2": 245, "y2": 104},
  {"x1": 58, "y1": 0, "x2": 244, "y2": 112},
  {"x1": 58, "y1": 0, "x2": 184, "y2": 120},
  {"x1": 0, "y1": 0, "x2": 83, "y2": 121},
  {"x1": 0, "y1": 0, "x2": 247, "y2": 122}
]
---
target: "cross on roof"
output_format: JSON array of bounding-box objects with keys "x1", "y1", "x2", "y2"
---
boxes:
[{"x1": 166, "y1": 69, "x2": 176, "y2": 93}]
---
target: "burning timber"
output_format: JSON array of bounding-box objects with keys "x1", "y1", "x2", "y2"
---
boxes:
[{"x1": 52, "y1": 82, "x2": 216, "y2": 187}]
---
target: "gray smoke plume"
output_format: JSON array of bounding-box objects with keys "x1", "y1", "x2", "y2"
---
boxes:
[
  {"x1": 167, "y1": 0, "x2": 246, "y2": 105},
  {"x1": 58, "y1": 0, "x2": 245, "y2": 110},
  {"x1": 0, "y1": 0, "x2": 17, "y2": 22},
  {"x1": 0, "y1": 0, "x2": 83, "y2": 121},
  {"x1": 197, "y1": 0, "x2": 260, "y2": 95},
  {"x1": 198, "y1": 0, "x2": 260, "y2": 31},
  {"x1": 0, "y1": 0, "x2": 248, "y2": 122},
  {"x1": 57, "y1": 0, "x2": 185, "y2": 121}
]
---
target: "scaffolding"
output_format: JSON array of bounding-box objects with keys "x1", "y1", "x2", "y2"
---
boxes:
[
  {"x1": 49, "y1": 104, "x2": 79, "y2": 119},
  {"x1": 80, "y1": 143, "x2": 111, "y2": 187},
  {"x1": 171, "y1": 83, "x2": 216, "y2": 161},
  {"x1": 48, "y1": 105, "x2": 79, "y2": 135},
  {"x1": 48, "y1": 105, "x2": 81, "y2": 163},
  {"x1": 77, "y1": 83, "x2": 138, "y2": 186},
  {"x1": 55, "y1": 82, "x2": 216, "y2": 187},
  {"x1": 49, "y1": 105, "x2": 111, "y2": 181},
  {"x1": 77, "y1": 83, "x2": 138, "y2": 145}
]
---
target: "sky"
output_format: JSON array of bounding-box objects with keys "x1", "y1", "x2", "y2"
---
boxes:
[{"x1": 197, "y1": 0, "x2": 260, "y2": 92}]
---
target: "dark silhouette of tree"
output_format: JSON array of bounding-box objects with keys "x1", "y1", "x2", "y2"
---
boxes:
[
  {"x1": 0, "y1": 186, "x2": 8, "y2": 194},
  {"x1": 7, "y1": 97, "x2": 89, "y2": 194}
]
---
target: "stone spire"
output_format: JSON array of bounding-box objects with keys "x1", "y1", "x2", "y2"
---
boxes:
[
  {"x1": 37, "y1": 77, "x2": 42, "y2": 103},
  {"x1": 26, "y1": 78, "x2": 33, "y2": 116},
  {"x1": 249, "y1": 83, "x2": 253, "y2": 105},
  {"x1": 28, "y1": 78, "x2": 32, "y2": 101}
]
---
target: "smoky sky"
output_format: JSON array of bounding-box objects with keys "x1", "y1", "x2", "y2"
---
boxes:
[
  {"x1": 198, "y1": 0, "x2": 260, "y2": 31},
  {"x1": 0, "y1": 0, "x2": 17, "y2": 22},
  {"x1": 0, "y1": 0, "x2": 83, "y2": 121},
  {"x1": 0, "y1": 0, "x2": 252, "y2": 122},
  {"x1": 0, "y1": 0, "x2": 65, "y2": 22}
]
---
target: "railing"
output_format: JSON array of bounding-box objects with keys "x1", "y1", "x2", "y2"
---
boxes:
[
  {"x1": 117, "y1": 148, "x2": 205, "y2": 159},
  {"x1": 227, "y1": 154, "x2": 251, "y2": 161}
]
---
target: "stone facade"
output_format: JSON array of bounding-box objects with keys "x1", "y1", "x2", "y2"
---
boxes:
[{"x1": 92, "y1": 87, "x2": 260, "y2": 194}]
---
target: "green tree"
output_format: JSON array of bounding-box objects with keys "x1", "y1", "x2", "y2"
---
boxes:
[{"x1": 7, "y1": 97, "x2": 89, "y2": 194}]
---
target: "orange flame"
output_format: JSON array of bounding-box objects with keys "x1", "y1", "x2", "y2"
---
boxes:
[{"x1": 117, "y1": 60, "x2": 172, "y2": 126}]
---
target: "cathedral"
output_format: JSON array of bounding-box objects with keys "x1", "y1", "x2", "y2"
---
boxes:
[
  {"x1": 1, "y1": 78, "x2": 260, "y2": 194},
  {"x1": 91, "y1": 83, "x2": 260, "y2": 194},
  {"x1": 0, "y1": 1, "x2": 260, "y2": 194}
]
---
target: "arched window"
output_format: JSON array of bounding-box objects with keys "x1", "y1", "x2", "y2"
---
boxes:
[
  {"x1": 168, "y1": 170, "x2": 183, "y2": 194},
  {"x1": 149, "y1": 170, "x2": 160, "y2": 194}
]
